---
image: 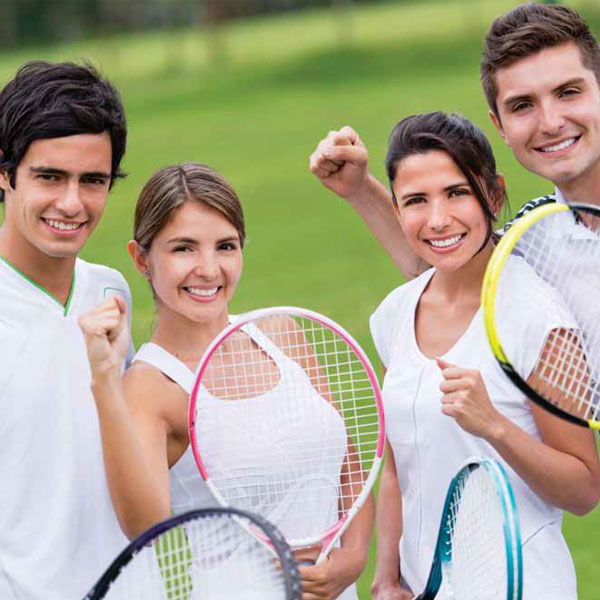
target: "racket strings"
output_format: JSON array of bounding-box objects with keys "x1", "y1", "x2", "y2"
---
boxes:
[
  {"x1": 444, "y1": 468, "x2": 508, "y2": 600},
  {"x1": 195, "y1": 314, "x2": 380, "y2": 545},
  {"x1": 499, "y1": 210, "x2": 600, "y2": 421},
  {"x1": 102, "y1": 513, "x2": 288, "y2": 600}
]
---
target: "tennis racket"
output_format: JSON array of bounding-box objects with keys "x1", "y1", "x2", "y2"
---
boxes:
[
  {"x1": 189, "y1": 306, "x2": 385, "y2": 563},
  {"x1": 84, "y1": 507, "x2": 301, "y2": 600},
  {"x1": 482, "y1": 202, "x2": 600, "y2": 429},
  {"x1": 416, "y1": 458, "x2": 522, "y2": 600}
]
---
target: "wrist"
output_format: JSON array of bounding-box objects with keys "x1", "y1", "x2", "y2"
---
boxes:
[
  {"x1": 485, "y1": 413, "x2": 509, "y2": 444},
  {"x1": 90, "y1": 367, "x2": 122, "y2": 390},
  {"x1": 346, "y1": 173, "x2": 382, "y2": 206}
]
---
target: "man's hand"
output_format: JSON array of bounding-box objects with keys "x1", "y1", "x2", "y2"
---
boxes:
[
  {"x1": 78, "y1": 295, "x2": 130, "y2": 377},
  {"x1": 309, "y1": 126, "x2": 371, "y2": 202}
]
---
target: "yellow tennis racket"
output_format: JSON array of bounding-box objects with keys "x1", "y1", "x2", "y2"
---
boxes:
[{"x1": 482, "y1": 202, "x2": 600, "y2": 430}]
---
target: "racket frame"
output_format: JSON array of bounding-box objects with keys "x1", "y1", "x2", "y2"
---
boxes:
[
  {"x1": 482, "y1": 202, "x2": 600, "y2": 430},
  {"x1": 416, "y1": 457, "x2": 522, "y2": 600},
  {"x1": 188, "y1": 305, "x2": 385, "y2": 561},
  {"x1": 83, "y1": 506, "x2": 301, "y2": 600}
]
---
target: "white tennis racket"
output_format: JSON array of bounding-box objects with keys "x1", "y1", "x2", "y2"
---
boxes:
[
  {"x1": 84, "y1": 507, "x2": 302, "y2": 600},
  {"x1": 188, "y1": 306, "x2": 385, "y2": 562},
  {"x1": 416, "y1": 458, "x2": 522, "y2": 600}
]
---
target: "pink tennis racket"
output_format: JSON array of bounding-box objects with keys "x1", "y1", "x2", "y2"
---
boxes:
[{"x1": 189, "y1": 306, "x2": 384, "y2": 562}]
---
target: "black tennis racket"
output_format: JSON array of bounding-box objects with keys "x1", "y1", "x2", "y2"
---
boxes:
[
  {"x1": 84, "y1": 507, "x2": 301, "y2": 600},
  {"x1": 482, "y1": 202, "x2": 600, "y2": 429}
]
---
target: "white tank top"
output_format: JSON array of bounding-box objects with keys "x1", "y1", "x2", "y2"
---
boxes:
[
  {"x1": 133, "y1": 342, "x2": 215, "y2": 513},
  {"x1": 135, "y1": 326, "x2": 359, "y2": 600}
]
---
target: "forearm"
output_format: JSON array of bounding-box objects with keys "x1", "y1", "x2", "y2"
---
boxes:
[
  {"x1": 91, "y1": 372, "x2": 170, "y2": 538},
  {"x1": 346, "y1": 174, "x2": 425, "y2": 279},
  {"x1": 339, "y1": 493, "x2": 374, "y2": 573},
  {"x1": 486, "y1": 415, "x2": 600, "y2": 515},
  {"x1": 372, "y1": 468, "x2": 403, "y2": 587}
]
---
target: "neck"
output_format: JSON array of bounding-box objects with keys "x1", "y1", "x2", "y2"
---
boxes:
[
  {"x1": 429, "y1": 242, "x2": 493, "y2": 304},
  {"x1": 0, "y1": 225, "x2": 76, "y2": 306},
  {"x1": 556, "y1": 163, "x2": 600, "y2": 206},
  {"x1": 151, "y1": 307, "x2": 230, "y2": 371}
]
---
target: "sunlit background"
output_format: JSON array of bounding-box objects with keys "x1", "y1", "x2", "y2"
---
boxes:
[{"x1": 1, "y1": 1, "x2": 598, "y2": 597}]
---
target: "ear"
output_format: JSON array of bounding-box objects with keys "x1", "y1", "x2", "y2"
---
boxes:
[
  {"x1": 0, "y1": 169, "x2": 13, "y2": 194},
  {"x1": 127, "y1": 240, "x2": 150, "y2": 278},
  {"x1": 489, "y1": 109, "x2": 509, "y2": 146}
]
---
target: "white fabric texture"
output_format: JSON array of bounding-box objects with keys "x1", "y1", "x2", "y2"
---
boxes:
[
  {"x1": 137, "y1": 326, "x2": 358, "y2": 600},
  {"x1": 0, "y1": 258, "x2": 133, "y2": 600},
  {"x1": 132, "y1": 342, "x2": 215, "y2": 514},
  {"x1": 369, "y1": 257, "x2": 577, "y2": 600}
]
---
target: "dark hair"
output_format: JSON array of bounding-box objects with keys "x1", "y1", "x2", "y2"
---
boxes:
[
  {"x1": 133, "y1": 162, "x2": 246, "y2": 252},
  {"x1": 386, "y1": 112, "x2": 505, "y2": 234},
  {"x1": 481, "y1": 3, "x2": 600, "y2": 116},
  {"x1": 0, "y1": 61, "x2": 127, "y2": 201}
]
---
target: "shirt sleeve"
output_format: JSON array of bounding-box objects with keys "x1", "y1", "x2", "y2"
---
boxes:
[
  {"x1": 370, "y1": 287, "x2": 404, "y2": 369},
  {"x1": 499, "y1": 260, "x2": 578, "y2": 380}
]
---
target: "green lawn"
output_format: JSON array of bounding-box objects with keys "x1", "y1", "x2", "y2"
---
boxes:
[{"x1": 0, "y1": 1, "x2": 599, "y2": 597}]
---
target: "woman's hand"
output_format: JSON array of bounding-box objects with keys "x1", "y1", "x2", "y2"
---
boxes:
[
  {"x1": 296, "y1": 545, "x2": 364, "y2": 600},
  {"x1": 371, "y1": 579, "x2": 414, "y2": 600},
  {"x1": 78, "y1": 295, "x2": 130, "y2": 378},
  {"x1": 437, "y1": 357, "x2": 504, "y2": 440}
]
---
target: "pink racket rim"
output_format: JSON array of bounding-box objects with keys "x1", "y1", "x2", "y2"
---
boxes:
[{"x1": 188, "y1": 306, "x2": 385, "y2": 483}]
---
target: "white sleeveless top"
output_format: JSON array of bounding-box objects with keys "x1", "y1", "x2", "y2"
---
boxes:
[
  {"x1": 133, "y1": 342, "x2": 215, "y2": 513},
  {"x1": 370, "y1": 258, "x2": 577, "y2": 600},
  {"x1": 134, "y1": 326, "x2": 359, "y2": 600}
]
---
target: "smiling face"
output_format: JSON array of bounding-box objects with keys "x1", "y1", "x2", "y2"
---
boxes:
[
  {"x1": 136, "y1": 200, "x2": 243, "y2": 327},
  {"x1": 491, "y1": 42, "x2": 600, "y2": 195},
  {"x1": 393, "y1": 150, "x2": 497, "y2": 273},
  {"x1": 0, "y1": 133, "x2": 112, "y2": 265}
]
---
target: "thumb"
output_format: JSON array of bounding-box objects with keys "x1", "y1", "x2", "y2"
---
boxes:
[
  {"x1": 435, "y1": 357, "x2": 454, "y2": 370},
  {"x1": 109, "y1": 293, "x2": 127, "y2": 315}
]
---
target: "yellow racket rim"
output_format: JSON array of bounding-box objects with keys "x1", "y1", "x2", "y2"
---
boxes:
[{"x1": 481, "y1": 202, "x2": 570, "y2": 364}]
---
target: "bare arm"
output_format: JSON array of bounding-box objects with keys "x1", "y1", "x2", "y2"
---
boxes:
[
  {"x1": 438, "y1": 358, "x2": 600, "y2": 515},
  {"x1": 371, "y1": 439, "x2": 414, "y2": 600},
  {"x1": 79, "y1": 297, "x2": 173, "y2": 539},
  {"x1": 309, "y1": 126, "x2": 427, "y2": 279},
  {"x1": 297, "y1": 497, "x2": 374, "y2": 600}
]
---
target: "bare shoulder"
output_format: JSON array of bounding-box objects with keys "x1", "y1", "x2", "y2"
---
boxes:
[{"x1": 123, "y1": 361, "x2": 188, "y2": 422}]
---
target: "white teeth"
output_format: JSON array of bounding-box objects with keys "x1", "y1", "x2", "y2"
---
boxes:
[
  {"x1": 187, "y1": 287, "x2": 218, "y2": 297},
  {"x1": 540, "y1": 138, "x2": 576, "y2": 153},
  {"x1": 429, "y1": 234, "x2": 462, "y2": 248},
  {"x1": 45, "y1": 219, "x2": 80, "y2": 231}
]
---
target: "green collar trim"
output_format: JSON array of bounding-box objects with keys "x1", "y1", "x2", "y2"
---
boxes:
[{"x1": 0, "y1": 255, "x2": 76, "y2": 316}]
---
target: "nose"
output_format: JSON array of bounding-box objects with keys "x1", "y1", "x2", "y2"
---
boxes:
[
  {"x1": 538, "y1": 100, "x2": 565, "y2": 136},
  {"x1": 193, "y1": 251, "x2": 219, "y2": 279},
  {"x1": 427, "y1": 199, "x2": 452, "y2": 231},
  {"x1": 55, "y1": 181, "x2": 84, "y2": 216}
]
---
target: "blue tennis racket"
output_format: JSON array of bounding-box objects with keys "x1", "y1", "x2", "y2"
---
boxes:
[
  {"x1": 84, "y1": 507, "x2": 301, "y2": 600},
  {"x1": 416, "y1": 458, "x2": 522, "y2": 600}
]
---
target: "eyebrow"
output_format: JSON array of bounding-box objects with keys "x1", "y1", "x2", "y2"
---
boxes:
[
  {"x1": 29, "y1": 167, "x2": 111, "y2": 180},
  {"x1": 166, "y1": 235, "x2": 240, "y2": 245},
  {"x1": 502, "y1": 77, "x2": 586, "y2": 108}
]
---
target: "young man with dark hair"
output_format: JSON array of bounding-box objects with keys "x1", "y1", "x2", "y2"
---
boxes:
[
  {"x1": 0, "y1": 61, "x2": 132, "y2": 600},
  {"x1": 309, "y1": 2, "x2": 600, "y2": 277}
]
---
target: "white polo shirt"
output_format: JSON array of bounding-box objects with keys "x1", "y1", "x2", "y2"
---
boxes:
[
  {"x1": 0, "y1": 257, "x2": 132, "y2": 600},
  {"x1": 370, "y1": 257, "x2": 577, "y2": 600}
]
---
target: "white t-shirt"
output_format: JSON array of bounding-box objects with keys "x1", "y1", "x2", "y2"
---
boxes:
[
  {"x1": 0, "y1": 257, "x2": 133, "y2": 600},
  {"x1": 369, "y1": 257, "x2": 578, "y2": 600}
]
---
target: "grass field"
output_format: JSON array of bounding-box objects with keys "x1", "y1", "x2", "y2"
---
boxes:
[{"x1": 0, "y1": 0, "x2": 599, "y2": 597}]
